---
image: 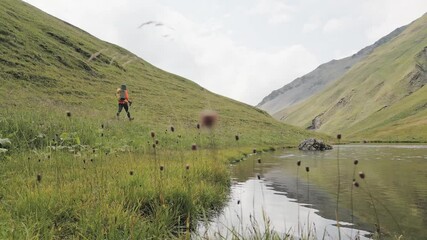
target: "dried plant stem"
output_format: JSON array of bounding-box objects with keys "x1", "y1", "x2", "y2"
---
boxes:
[
  {"x1": 361, "y1": 179, "x2": 381, "y2": 236},
  {"x1": 336, "y1": 138, "x2": 342, "y2": 240}
]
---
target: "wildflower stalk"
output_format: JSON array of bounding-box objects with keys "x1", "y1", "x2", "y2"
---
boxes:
[
  {"x1": 306, "y1": 166, "x2": 310, "y2": 238},
  {"x1": 336, "y1": 134, "x2": 342, "y2": 240},
  {"x1": 159, "y1": 165, "x2": 164, "y2": 204},
  {"x1": 364, "y1": 187, "x2": 403, "y2": 235},
  {"x1": 351, "y1": 159, "x2": 358, "y2": 236},
  {"x1": 185, "y1": 164, "x2": 191, "y2": 240},
  {"x1": 359, "y1": 175, "x2": 381, "y2": 236},
  {"x1": 296, "y1": 160, "x2": 301, "y2": 237}
]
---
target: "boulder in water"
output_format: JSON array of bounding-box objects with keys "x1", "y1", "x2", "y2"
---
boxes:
[{"x1": 298, "y1": 138, "x2": 332, "y2": 151}]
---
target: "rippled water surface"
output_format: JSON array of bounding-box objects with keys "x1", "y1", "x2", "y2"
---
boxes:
[{"x1": 198, "y1": 145, "x2": 427, "y2": 239}]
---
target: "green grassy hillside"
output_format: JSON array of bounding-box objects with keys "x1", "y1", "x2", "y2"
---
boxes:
[
  {"x1": 0, "y1": 0, "x2": 325, "y2": 150},
  {"x1": 274, "y1": 13, "x2": 427, "y2": 142}
]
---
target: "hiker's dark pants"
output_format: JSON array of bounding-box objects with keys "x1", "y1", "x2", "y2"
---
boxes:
[{"x1": 117, "y1": 103, "x2": 131, "y2": 118}]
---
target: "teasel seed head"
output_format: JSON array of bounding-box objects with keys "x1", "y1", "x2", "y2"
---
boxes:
[
  {"x1": 297, "y1": 160, "x2": 301, "y2": 166},
  {"x1": 37, "y1": 174, "x2": 42, "y2": 183},
  {"x1": 305, "y1": 167, "x2": 310, "y2": 172},
  {"x1": 354, "y1": 160, "x2": 359, "y2": 165},
  {"x1": 200, "y1": 110, "x2": 218, "y2": 128},
  {"x1": 358, "y1": 171, "x2": 365, "y2": 179}
]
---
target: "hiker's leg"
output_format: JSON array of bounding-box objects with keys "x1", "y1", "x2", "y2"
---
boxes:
[
  {"x1": 117, "y1": 104, "x2": 123, "y2": 116},
  {"x1": 124, "y1": 104, "x2": 131, "y2": 119}
]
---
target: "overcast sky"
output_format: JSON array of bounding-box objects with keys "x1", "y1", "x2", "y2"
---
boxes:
[{"x1": 23, "y1": 0, "x2": 427, "y2": 105}]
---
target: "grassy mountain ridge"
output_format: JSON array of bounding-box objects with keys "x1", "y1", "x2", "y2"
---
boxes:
[
  {"x1": 0, "y1": 0, "x2": 325, "y2": 149},
  {"x1": 274, "y1": 13, "x2": 427, "y2": 141},
  {"x1": 257, "y1": 25, "x2": 407, "y2": 115}
]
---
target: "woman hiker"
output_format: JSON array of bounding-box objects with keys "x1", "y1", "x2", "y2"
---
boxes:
[{"x1": 116, "y1": 84, "x2": 133, "y2": 120}]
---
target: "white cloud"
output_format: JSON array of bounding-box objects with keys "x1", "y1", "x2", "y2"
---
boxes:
[
  {"x1": 248, "y1": 0, "x2": 295, "y2": 24},
  {"x1": 303, "y1": 22, "x2": 320, "y2": 33},
  {"x1": 323, "y1": 18, "x2": 347, "y2": 33},
  {"x1": 146, "y1": 7, "x2": 319, "y2": 105},
  {"x1": 360, "y1": 0, "x2": 427, "y2": 41}
]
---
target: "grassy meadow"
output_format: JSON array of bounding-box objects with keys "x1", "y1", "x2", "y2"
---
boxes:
[
  {"x1": 0, "y1": 107, "x2": 324, "y2": 239},
  {"x1": 0, "y1": 124, "x2": 231, "y2": 239},
  {"x1": 0, "y1": 103, "x2": 331, "y2": 239}
]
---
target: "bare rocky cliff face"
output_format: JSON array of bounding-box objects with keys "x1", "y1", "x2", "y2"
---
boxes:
[{"x1": 257, "y1": 26, "x2": 407, "y2": 116}]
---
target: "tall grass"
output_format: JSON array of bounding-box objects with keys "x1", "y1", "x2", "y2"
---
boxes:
[
  {"x1": 0, "y1": 148, "x2": 233, "y2": 239},
  {"x1": 0, "y1": 109, "x2": 244, "y2": 239},
  {"x1": 1, "y1": 107, "x2": 299, "y2": 239},
  {"x1": 336, "y1": 134, "x2": 342, "y2": 240},
  {"x1": 296, "y1": 160, "x2": 301, "y2": 236}
]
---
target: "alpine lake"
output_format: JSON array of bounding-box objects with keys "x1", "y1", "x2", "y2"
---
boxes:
[{"x1": 197, "y1": 144, "x2": 427, "y2": 240}]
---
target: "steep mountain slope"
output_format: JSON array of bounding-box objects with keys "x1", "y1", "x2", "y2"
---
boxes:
[
  {"x1": 257, "y1": 26, "x2": 407, "y2": 115},
  {"x1": 0, "y1": 0, "x2": 323, "y2": 148},
  {"x1": 274, "y1": 13, "x2": 427, "y2": 141}
]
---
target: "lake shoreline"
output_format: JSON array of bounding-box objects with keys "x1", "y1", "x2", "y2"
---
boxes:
[{"x1": 205, "y1": 145, "x2": 427, "y2": 239}]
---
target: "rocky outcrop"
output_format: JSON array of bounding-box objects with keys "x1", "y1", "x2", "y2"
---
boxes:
[
  {"x1": 0, "y1": 138, "x2": 11, "y2": 148},
  {"x1": 298, "y1": 138, "x2": 332, "y2": 151},
  {"x1": 0, "y1": 138, "x2": 11, "y2": 153},
  {"x1": 307, "y1": 113, "x2": 323, "y2": 130}
]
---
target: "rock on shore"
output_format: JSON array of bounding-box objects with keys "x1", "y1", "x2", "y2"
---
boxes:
[{"x1": 298, "y1": 138, "x2": 332, "y2": 151}]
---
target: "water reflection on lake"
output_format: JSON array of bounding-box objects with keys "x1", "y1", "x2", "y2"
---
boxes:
[{"x1": 198, "y1": 145, "x2": 427, "y2": 239}]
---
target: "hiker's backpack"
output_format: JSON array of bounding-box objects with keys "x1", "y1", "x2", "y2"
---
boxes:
[{"x1": 119, "y1": 89, "x2": 126, "y2": 100}]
